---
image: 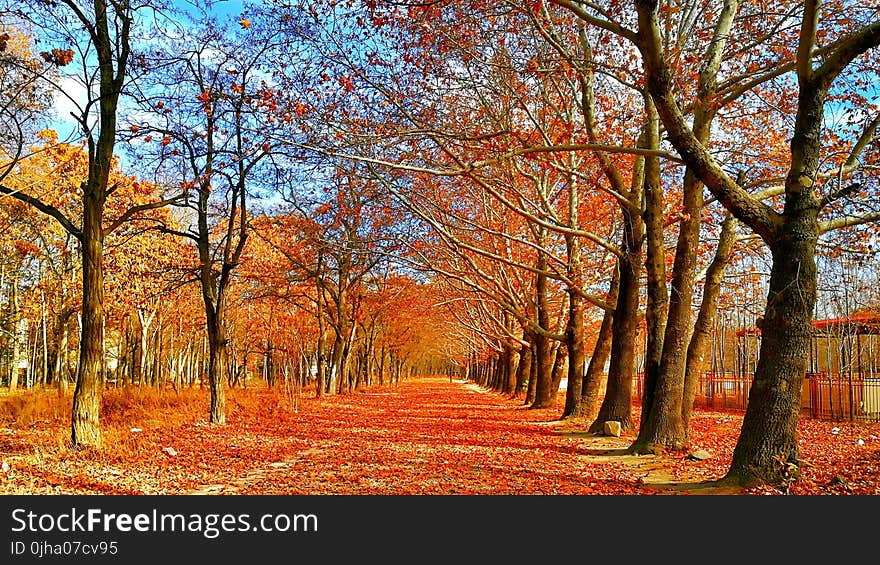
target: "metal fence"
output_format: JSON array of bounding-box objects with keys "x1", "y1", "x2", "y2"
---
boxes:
[
  {"x1": 633, "y1": 371, "x2": 880, "y2": 423},
  {"x1": 807, "y1": 372, "x2": 880, "y2": 422}
]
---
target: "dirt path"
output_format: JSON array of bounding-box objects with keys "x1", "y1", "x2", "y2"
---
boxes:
[
  {"x1": 184, "y1": 377, "x2": 719, "y2": 495},
  {"x1": 2, "y1": 377, "x2": 742, "y2": 494},
  {"x1": 4, "y1": 376, "x2": 877, "y2": 494}
]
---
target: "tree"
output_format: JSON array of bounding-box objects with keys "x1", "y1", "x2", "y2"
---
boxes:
[
  {"x1": 0, "y1": 25, "x2": 51, "y2": 184},
  {"x1": 633, "y1": 0, "x2": 880, "y2": 484},
  {"x1": 0, "y1": 0, "x2": 183, "y2": 447},
  {"x1": 273, "y1": 1, "x2": 642, "y2": 416},
  {"x1": 129, "y1": 11, "x2": 292, "y2": 421}
]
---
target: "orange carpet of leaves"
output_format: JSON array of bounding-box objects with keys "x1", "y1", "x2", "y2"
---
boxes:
[{"x1": 0, "y1": 377, "x2": 878, "y2": 495}]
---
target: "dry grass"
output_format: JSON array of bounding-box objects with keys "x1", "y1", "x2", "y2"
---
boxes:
[
  {"x1": 0, "y1": 384, "x2": 297, "y2": 494},
  {"x1": 0, "y1": 389, "x2": 71, "y2": 427}
]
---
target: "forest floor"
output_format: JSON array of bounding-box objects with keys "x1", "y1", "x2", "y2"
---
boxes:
[{"x1": 1, "y1": 376, "x2": 878, "y2": 495}]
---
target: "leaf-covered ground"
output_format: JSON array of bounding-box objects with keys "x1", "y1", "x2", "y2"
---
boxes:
[{"x1": 1, "y1": 377, "x2": 878, "y2": 494}]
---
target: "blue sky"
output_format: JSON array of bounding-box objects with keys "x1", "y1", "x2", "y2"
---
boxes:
[
  {"x1": 48, "y1": 0, "x2": 251, "y2": 143},
  {"x1": 174, "y1": 0, "x2": 246, "y2": 18}
]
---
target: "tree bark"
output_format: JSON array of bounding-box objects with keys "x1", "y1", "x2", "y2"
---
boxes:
[
  {"x1": 69, "y1": 0, "x2": 132, "y2": 449},
  {"x1": 635, "y1": 104, "x2": 668, "y2": 439},
  {"x1": 561, "y1": 222, "x2": 587, "y2": 417},
  {"x1": 724, "y1": 83, "x2": 825, "y2": 486},
  {"x1": 525, "y1": 342, "x2": 538, "y2": 405},
  {"x1": 726, "y1": 215, "x2": 817, "y2": 485},
  {"x1": 55, "y1": 315, "x2": 70, "y2": 394},
  {"x1": 513, "y1": 332, "x2": 531, "y2": 398},
  {"x1": 549, "y1": 339, "x2": 567, "y2": 404},
  {"x1": 590, "y1": 228, "x2": 642, "y2": 434},
  {"x1": 531, "y1": 247, "x2": 555, "y2": 409},
  {"x1": 204, "y1": 304, "x2": 226, "y2": 425},
  {"x1": 8, "y1": 271, "x2": 21, "y2": 392},
  {"x1": 315, "y1": 262, "x2": 326, "y2": 397},
  {"x1": 570, "y1": 265, "x2": 618, "y2": 421},
  {"x1": 71, "y1": 196, "x2": 105, "y2": 448},
  {"x1": 682, "y1": 214, "x2": 737, "y2": 437}
]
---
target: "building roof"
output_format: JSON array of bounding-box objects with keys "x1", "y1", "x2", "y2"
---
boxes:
[{"x1": 736, "y1": 311, "x2": 880, "y2": 337}]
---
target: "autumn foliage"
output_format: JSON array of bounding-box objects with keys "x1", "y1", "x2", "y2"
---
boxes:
[
  {"x1": 1, "y1": 0, "x2": 879, "y2": 494},
  {"x1": 1, "y1": 377, "x2": 878, "y2": 494}
]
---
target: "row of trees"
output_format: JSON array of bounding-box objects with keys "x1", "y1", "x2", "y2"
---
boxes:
[
  {"x1": 1, "y1": 0, "x2": 878, "y2": 487},
  {"x1": 0, "y1": 133, "x2": 454, "y2": 414},
  {"x1": 0, "y1": 0, "x2": 455, "y2": 445},
  {"x1": 280, "y1": 0, "x2": 879, "y2": 486}
]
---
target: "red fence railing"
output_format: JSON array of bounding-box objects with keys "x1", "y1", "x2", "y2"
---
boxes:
[{"x1": 632, "y1": 371, "x2": 880, "y2": 422}]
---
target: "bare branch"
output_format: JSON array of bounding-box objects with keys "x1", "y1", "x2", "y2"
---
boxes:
[
  {"x1": 0, "y1": 183, "x2": 82, "y2": 239},
  {"x1": 103, "y1": 194, "x2": 185, "y2": 236}
]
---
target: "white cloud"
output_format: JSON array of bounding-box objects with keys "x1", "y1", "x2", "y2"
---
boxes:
[{"x1": 50, "y1": 74, "x2": 90, "y2": 142}]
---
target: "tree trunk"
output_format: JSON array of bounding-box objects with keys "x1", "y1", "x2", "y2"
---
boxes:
[
  {"x1": 531, "y1": 330, "x2": 554, "y2": 408},
  {"x1": 338, "y1": 320, "x2": 356, "y2": 394},
  {"x1": 205, "y1": 307, "x2": 226, "y2": 425},
  {"x1": 714, "y1": 60, "x2": 834, "y2": 485},
  {"x1": 40, "y1": 293, "x2": 48, "y2": 386},
  {"x1": 329, "y1": 328, "x2": 344, "y2": 395},
  {"x1": 562, "y1": 286, "x2": 586, "y2": 418},
  {"x1": 525, "y1": 343, "x2": 538, "y2": 405},
  {"x1": 636, "y1": 105, "x2": 668, "y2": 436},
  {"x1": 590, "y1": 238, "x2": 641, "y2": 434},
  {"x1": 633, "y1": 90, "x2": 719, "y2": 454},
  {"x1": 491, "y1": 353, "x2": 502, "y2": 391},
  {"x1": 562, "y1": 149, "x2": 587, "y2": 416},
  {"x1": 725, "y1": 214, "x2": 817, "y2": 485},
  {"x1": 55, "y1": 318, "x2": 69, "y2": 394},
  {"x1": 497, "y1": 348, "x2": 506, "y2": 393},
  {"x1": 71, "y1": 198, "x2": 105, "y2": 448},
  {"x1": 549, "y1": 339, "x2": 567, "y2": 407},
  {"x1": 682, "y1": 214, "x2": 737, "y2": 437},
  {"x1": 506, "y1": 345, "x2": 518, "y2": 395},
  {"x1": 8, "y1": 272, "x2": 21, "y2": 392},
  {"x1": 378, "y1": 344, "x2": 386, "y2": 386},
  {"x1": 573, "y1": 265, "x2": 619, "y2": 420},
  {"x1": 717, "y1": 70, "x2": 832, "y2": 485},
  {"x1": 315, "y1": 283, "x2": 326, "y2": 398},
  {"x1": 531, "y1": 248, "x2": 554, "y2": 408},
  {"x1": 513, "y1": 333, "x2": 531, "y2": 398}
]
